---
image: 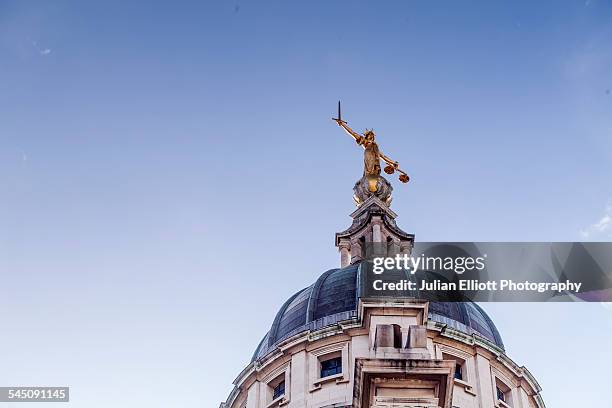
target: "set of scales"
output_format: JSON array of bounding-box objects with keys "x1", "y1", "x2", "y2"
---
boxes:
[{"x1": 332, "y1": 101, "x2": 410, "y2": 193}]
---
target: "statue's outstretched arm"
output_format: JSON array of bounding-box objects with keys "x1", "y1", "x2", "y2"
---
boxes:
[
  {"x1": 380, "y1": 152, "x2": 398, "y2": 167},
  {"x1": 335, "y1": 120, "x2": 364, "y2": 144},
  {"x1": 380, "y1": 151, "x2": 408, "y2": 176}
]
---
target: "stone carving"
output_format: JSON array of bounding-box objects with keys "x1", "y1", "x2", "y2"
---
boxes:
[{"x1": 353, "y1": 174, "x2": 393, "y2": 206}]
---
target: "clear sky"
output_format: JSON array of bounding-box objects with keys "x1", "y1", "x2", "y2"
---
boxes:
[{"x1": 1, "y1": 1, "x2": 611, "y2": 407}]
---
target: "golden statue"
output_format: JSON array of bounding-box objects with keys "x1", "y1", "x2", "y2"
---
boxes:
[{"x1": 332, "y1": 101, "x2": 409, "y2": 193}]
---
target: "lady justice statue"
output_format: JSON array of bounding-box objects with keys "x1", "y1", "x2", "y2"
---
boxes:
[{"x1": 332, "y1": 101, "x2": 409, "y2": 201}]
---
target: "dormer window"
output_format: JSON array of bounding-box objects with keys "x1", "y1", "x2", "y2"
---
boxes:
[{"x1": 320, "y1": 356, "x2": 342, "y2": 378}]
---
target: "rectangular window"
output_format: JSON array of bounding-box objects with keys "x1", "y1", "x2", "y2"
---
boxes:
[
  {"x1": 272, "y1": 381, "x2": 285, "y2": 400},
  {"x1": 454, "y1": 362, "x2": 463, "y2": 380},
  {"x1": 320, "y1": 356, "x2": 342, "y2": 378},
  {"x1": 442, "y1": 352, "x2": 466, "y2": 382},
  {"x1": 495, "y1": 377, "x2": 512, "y2": 406},
  {"x1": 496, "y1": 386, "x2": 506, "y2": 402}
]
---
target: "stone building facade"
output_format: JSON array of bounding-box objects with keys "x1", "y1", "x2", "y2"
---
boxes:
[{"x1": 220, "y1": 176, "x2": 545, "y2": 408}]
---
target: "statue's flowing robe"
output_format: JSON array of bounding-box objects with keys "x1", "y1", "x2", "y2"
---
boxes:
[{"x1": 363, "y1": 141, "x2": 381, "y2": 177}]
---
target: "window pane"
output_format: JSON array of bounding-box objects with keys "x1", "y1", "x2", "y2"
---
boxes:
[
  {"x1": 273, "y1": 381, "x2": 285, "y2": 400},
  {"x1": 496, "y1": 386, "x2": 505, "y2": 402},
  {"x1": 320, "y1": 357, "x2": 342, "y2": 378},
  {"x1": 454, "y1": 363, "x2": 463, "y2": 380}
]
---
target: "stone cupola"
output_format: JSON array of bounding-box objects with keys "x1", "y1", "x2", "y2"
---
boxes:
[{"x1": 335, "y1": 175, "x2": 414, "y2": 267}]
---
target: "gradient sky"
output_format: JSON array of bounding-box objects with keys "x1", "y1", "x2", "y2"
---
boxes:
[{"x1": 1, "y1": 1, "x2": 612, "y2": 407}]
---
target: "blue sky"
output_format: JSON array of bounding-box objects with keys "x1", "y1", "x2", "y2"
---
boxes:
[{"x1": 1, "y1": 1, "x2": 611, "y2": 407}]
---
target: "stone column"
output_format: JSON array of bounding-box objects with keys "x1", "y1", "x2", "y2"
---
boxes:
[
  {"x1": 400, "y1": 240, "x2": 412, "y2": 256},
  {"x1": 475, "y1": 353, "x2": 495, "y2": 408},
  {"x1": 245, "y1": 381, "x2": 260, "y2": 408},
  {"x1": 351, "y1": 239, "x2": 362, "y2": 263},
  {"x1": 338, "y1": 240, "x2": 351, "y2": 268},
  {"x1": 372, "y1": 216, "x2": 382, "y2": 242},
  {"x1": 289, "y1": 351, "x2": 306, "y2": 406}
]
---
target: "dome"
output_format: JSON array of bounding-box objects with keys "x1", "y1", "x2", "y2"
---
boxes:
[{"x1": 252, "y1": 263, "x2": 504, "y2": 361}]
